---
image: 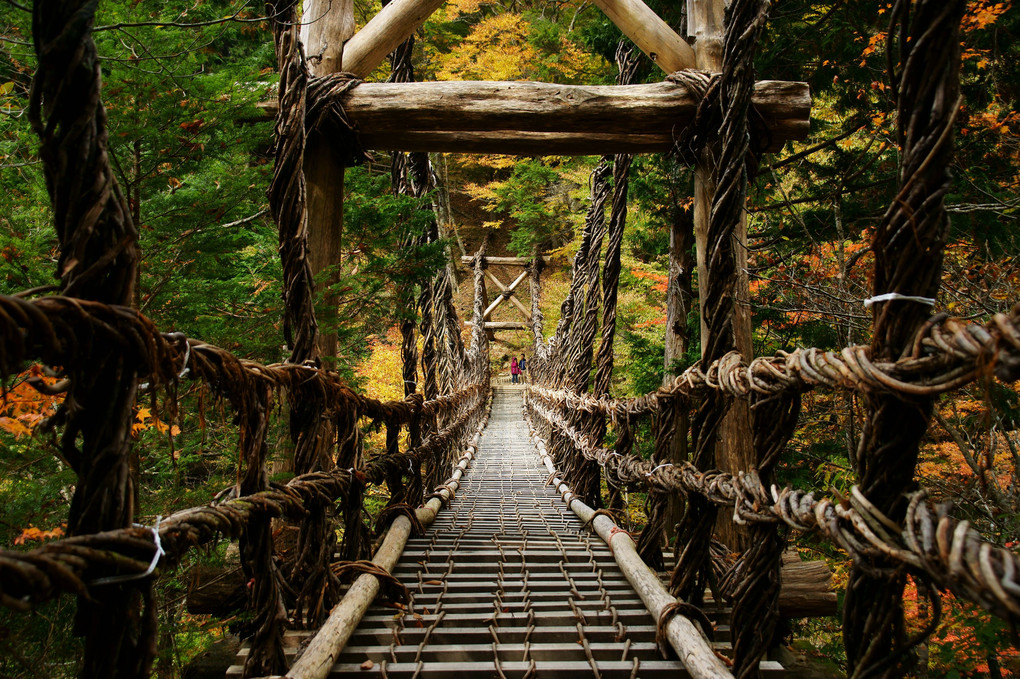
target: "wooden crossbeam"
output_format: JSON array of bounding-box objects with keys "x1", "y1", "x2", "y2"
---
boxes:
[
  {"x1": 464, "y1": 321, "x2": 530, "y2": 331},
  {"x1": 483, "y1": 270, "x2": 531, "y2": 321},
  {"x1": 589, "y1": 0, "x2": 696, "y2": 72},
  {"x1": 267, "y1": 80, "x2": 809, "y2": 155},
  {"x1": 461, "y1": 256, "x2": 549, "y2": 266},
  {"x1": 341, "y1": 0, "x2": 446, "y2": 78},
  {"x1": 348, "y1": 80, "x2": 808, "y2": 151},
  {"x1": 261, "y1": 80, "x2": 809, "y2": 155}
]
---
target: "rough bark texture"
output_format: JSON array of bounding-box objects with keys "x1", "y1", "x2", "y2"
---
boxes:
[
  {"x1": 843, "y1": 2, "x2": 963, "y2": 677},
  {"x1": 29, "y1": 0, "x2": 150, "y2": 675}
]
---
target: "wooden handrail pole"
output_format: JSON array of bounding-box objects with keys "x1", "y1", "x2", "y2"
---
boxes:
[
  {"x1": 342, "y1": 0, "x2": 447, "y2": 78},
  {"x1": 589, "y1": 0, "x2": 697, "y2": 73},
  {"x1": 285, "y1": 422, "x2": 489, "y2": 679},
  {"x1": 526, "y1": 412, "x2": 734, "y2": 679}
]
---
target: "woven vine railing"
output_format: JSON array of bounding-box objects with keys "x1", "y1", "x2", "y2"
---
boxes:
[
  {"x1": 523, "y1": 1, "x2": 989, "y2": 678},
  {"x1": 6, "y1": 0, "x2": 1011, "y2": 679},
  {"x1": 4, "y1": 3, "x2": 492, "y2": 679},
  {"x1": 0, "y1": 292, "x2": 490, "y2": 677}
]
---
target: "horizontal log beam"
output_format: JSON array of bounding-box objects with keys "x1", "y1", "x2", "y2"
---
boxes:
[
  {"x1": 344, "y1": 80, "x2": 809, "y2": 154},
  {"x1": 465, "y1": 321, "x2": 531, "y2": 331},
  {"x1": 461, "y1": 256, "x2": 550, "y2": 265},
  {"x1": 263, "y1": 79, "x2": 810, "y2": 155}
]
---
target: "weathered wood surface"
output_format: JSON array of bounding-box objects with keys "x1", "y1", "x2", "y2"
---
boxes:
[
  {"x1": 342, "y1": 80, "x2": 809, "y2": 149},
  {"x1": 460, "y1": 255, "x2": 550, "y2": 265},
  {"x1": 262, "y1": 79, "x2": 810, "y2": 154},
  {"x1": 301, "y1": 0, "x2": 356, "y2": 79},
  {"x1": 342, "y1": 0, "x2": 446, "y2": 78},
  {"x1": 687, "y1": 0, "x2": 725, "y2": 71},
  {"x1": 590, "y1": 0, "x2": 697, "y2": 72},
  {"x1": 464, "y1": 321, "x2": 530, "y2": 330},
  {"x1": 778, "y1": 554, "x2": 838, "y2": 618}
]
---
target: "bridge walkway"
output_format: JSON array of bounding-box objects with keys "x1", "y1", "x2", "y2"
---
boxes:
[{"x1": 231, "y1": 385, "x2": 783, "y2": 677}]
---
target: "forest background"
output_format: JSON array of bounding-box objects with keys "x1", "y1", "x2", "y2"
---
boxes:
[{"x1": 1, "y1": 0, "x2": 1019, "y2": 676}]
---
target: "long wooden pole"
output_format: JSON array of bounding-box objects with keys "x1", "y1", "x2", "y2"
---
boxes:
[
  {"x1": 301, "y1": 0, "x2": 356, "y2": 361},
  {"x1": 315, "y1": 80, "x2": 807, "y2": 148},
  {"x1": 689, "y1": 0, "x2": 755, "y2": 551},
  {"x1": 589, "y1": 0, "x2": 697, "y2": 72},
  {"x1": 260, "y1": 80, "x2": 810, "y2": 154},
  {"x1": 526, "y1": 416, "x2": 738, "y2": 679},
  {"x1": 285, "y1": 421, "x2": 489, "y2": 679},
  {"x1": 341, "y1": 0, "x2": 447, "y2": 78}
]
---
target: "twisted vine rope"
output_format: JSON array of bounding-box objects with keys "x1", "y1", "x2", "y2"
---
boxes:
[
  {"x1": 524, "y1": 396, "x2": 1020, "y2": 632},
  {"x1": 844, "y1": 2, "x2": 966, "y2": 676},
  {"x1": 0, "y1": 383, "x2": 487, "y2": 610},
  {"x1": 28, "y1": 0, "x2": 150, "y2": 674},
  {"x1": 526, "y1": 305, "x2": 1020, "y2": 417},
  {"x1": 572, "y1": 42, "x2": 640, "y2": 510}
]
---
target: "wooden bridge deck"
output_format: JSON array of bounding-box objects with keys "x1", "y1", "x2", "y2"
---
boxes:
[{"x1": 230, "y1": 385, "x2": 784, "y2": 677}]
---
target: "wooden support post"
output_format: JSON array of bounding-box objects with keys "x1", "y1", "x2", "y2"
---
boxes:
[
  {"x1": 589, "y1": 0, "x2": 697, "y2": 73},
  {"x1": 302, "y1": 0, "x2": 356, "y2": 361},
  {"x1": 342, "y1": 0, "x2": 447, "y2": 78},
  {"x1": 662, "y1": 169, "x2": 696, "y2": 534},
  {"x1": 690, "y1": 0, "x2": 755, "y2": 551}
]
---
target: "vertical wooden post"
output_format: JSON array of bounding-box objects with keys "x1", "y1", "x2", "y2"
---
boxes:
[
  {"x1": 661, "y1": 163, "x2": 696, "y2": 535},
  {"x1": 302, "y1": 0, "x2": 355, "y2": 361},
  {"x1": 688, "y1": 0, "x2": 754, "y2": 551}
]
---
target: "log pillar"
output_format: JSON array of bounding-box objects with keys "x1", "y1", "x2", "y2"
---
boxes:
[
  {"x1": 302, "y1": 0, "x2": 355, "y2": 361},
  {"x1": 661, "y1": 160, "x2": 696, "y2": 536},
  {"x1": 689, "y1": 0, "x2": 754, "y2": 551}
]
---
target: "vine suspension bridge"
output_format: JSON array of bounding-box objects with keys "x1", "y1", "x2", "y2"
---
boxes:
[{"x1": 3, "y1": 1, "x2": 1020, "y2": 679}]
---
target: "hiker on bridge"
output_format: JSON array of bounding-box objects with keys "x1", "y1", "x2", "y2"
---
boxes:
[
  {"x1": 510, "y1": 355, "x2": 520, "y2": 383},
  {"x1": 518, "y1": 355, "x2": 527, "y2": 383}
]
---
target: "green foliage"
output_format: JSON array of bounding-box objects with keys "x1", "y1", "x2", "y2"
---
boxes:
[{"x1": 327, "y1": 165, "x2": 449, "y2": 370}]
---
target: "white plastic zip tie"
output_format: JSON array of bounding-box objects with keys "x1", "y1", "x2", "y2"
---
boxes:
[
  {"x1": 644, "y1": 463, "x2": 675, "y2": 477},
  {"x1": 92, "y1": 516, "x2": 164, "y2": 586},
  {"x1": 139, "y1": 337, "x2": 191, "y2": 391},
  {"x1": 863, "y1": 292, "x2": 936, "y2": 308}
]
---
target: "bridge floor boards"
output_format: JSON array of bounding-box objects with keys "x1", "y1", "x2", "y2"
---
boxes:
[{"x1": 231, "y1": 386, "x2": 783, "y2": 678}]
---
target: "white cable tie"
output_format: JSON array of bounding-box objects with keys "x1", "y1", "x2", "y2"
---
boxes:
[
  {"x1": 92, "y1": 516, "x2": 165, "y2": 586},
  {"x1": 863, "y1": 292, "x2": 936, "y2": 308},
  {"x1": 177, "y1": 341, "x2": 191, "y2": 380},
  {"x1": 644, "y1": 463, "x2": 675, "y2": 477},
  {"x1": 138, "y1": 336, "x2": 191, "y2": 390}
]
